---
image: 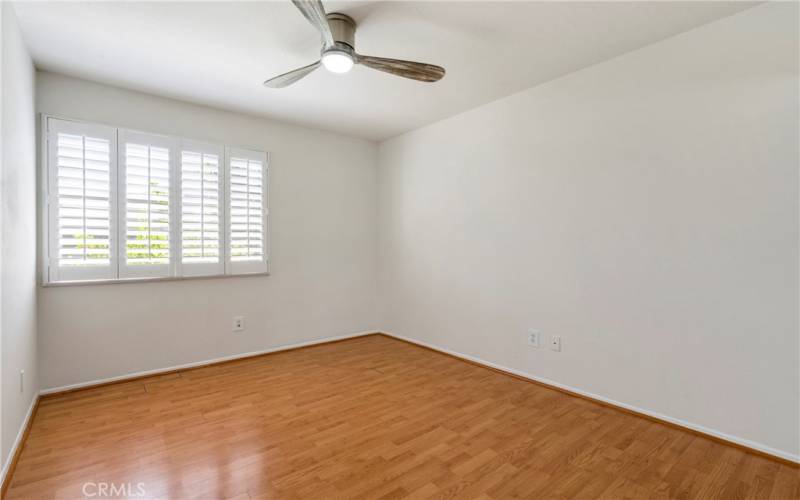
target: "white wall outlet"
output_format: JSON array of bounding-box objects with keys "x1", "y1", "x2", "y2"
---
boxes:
[
  {"x1": 550, "y1": 335, "x2": 561, "y2": 352},
  {"x1": 527, "y1": 329, "x2": 540, "y2": 348},
  {"x1": 233, "y1": 316, "x2": 245, "y2": 332},
  {"x1": 20, "y1": 370, "x2": 24, "y2": 393}
]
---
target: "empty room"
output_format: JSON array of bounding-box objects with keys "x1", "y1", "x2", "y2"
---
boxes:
[{"x1": 0, "y1": 0, "x2": 798, "y2": 498}]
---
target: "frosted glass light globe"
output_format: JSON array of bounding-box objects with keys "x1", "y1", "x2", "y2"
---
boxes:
[{"x1": 321, "y1": 50, "x2": 354, "y2": 74}]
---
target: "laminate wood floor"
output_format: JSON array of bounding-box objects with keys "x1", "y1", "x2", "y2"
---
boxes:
[{"x1": 6, "y1": 334, "x2": 799, "y2": 499}]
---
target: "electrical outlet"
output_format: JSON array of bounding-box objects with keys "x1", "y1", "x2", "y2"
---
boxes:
[
  {"x1": 527, "y1": 329, "x2": 540, "y2": 348},
  {"x1": 20, "y1": 370, "x2": 24, "y2": 393},
  {"x1": 550, "y1": 335, "x2": 561, "y2": 352},
  {"x1": 233, "y1": 316, "x2": 245, "y2": 332}
]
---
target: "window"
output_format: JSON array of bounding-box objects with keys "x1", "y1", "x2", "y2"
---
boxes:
[
  {"x1": 47, "y1": 120, "x2": 117, "y2": 283},
  {"x1": 119, "y1": 130, "x2": 173, "y2": 278},
  {"x1": 180, "y1": 141, "x2": 224, "y2": 276},
  {"x1": 227, "y1": 148, "x2": 268, "y2": 274},
  {"x1": 43, "y1": 117, "x2": 269, "y2": 284}
]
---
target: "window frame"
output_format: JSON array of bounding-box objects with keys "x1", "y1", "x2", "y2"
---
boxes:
[{"x1": 41, "y1": 115, "x2": 270, "y2": 286}]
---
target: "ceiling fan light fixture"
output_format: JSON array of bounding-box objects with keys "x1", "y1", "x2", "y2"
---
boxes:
[
  {"x1": 321, "y1": 49, "x2": 354, "y2": 74},
  {"x1": 262, "y1": 2, "x2": 445, "y2": 88}
]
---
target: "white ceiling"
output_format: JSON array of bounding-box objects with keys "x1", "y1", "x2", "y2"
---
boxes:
[{"x1": 14, "y1": 1, "x2": 756, "y2": 141}]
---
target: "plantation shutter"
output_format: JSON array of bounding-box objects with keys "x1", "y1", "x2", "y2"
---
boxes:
[
  {"x1": 46, "y1": 118, "x2": 118, "y2": 282},
  {"x1": 118, "y1": 130, "x2": 175, "y2": 278},
  {"x1": 44, "y1": 116, "x2": 270, "y2": 284},
  {"x1": 179, "y1": 140, "x2": 224, "y2": 276},
  {"x1": 226, "y1": 147, "x2": 269, "y2": 274}
]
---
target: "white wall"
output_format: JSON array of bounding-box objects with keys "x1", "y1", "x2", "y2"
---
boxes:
[
  {"x1": 378, "y1": 3, "x2": 799, "y2": 461},
  {"x1": 1, "y1": 2, "x2": 37, "y2": 473},
  {"x1": 0, "y1": 0, "x2": 4, "y2": 476},
  {"x1": 37, "y1": 72, "x2": 379, "y2": 390}
]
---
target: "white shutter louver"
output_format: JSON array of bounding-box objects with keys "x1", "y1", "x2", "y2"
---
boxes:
[
  {"x1": 180, "y1": 141, "x2": 224, "y2": 276},
  {"x1": 47, "y1": 119, "x2": 117, "y2": 282},
  {"x1": 119, "y1": 130, "x2": 174, "y2": 278},
  {"x1": 226, "y1": 147, "x2": 268, "y2": 274}
]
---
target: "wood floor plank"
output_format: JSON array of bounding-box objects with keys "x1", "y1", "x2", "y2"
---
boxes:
[{"x1": 5, "y1": 335, "x2": 798, "y2": 499}]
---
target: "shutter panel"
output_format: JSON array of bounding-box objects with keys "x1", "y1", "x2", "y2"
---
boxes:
[
  {"x1": 47, "y1": 118, "x2": 117, "y2": 282},
  {"x1": 179, "y1": 140, "x2": 224, "y2": 276},
  {"x1": 226, "y1": 147, "x2": 269, "y2": 274},
  {"x1": 118, "y1": 130, "x2": 175, "y2": 278}
]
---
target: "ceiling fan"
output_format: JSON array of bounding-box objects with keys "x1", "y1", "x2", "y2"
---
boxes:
[{"x1": 264, "y1": 0, "x2": 446, "y2": 88}]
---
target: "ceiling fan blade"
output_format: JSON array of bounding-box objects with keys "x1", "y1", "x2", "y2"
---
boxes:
[
  {"x1": 356, "y1": 55, "x2": 445, "y2": 83},
  {"x1": 291, "y1": 0, "x2": 335, "y2": 47},
  {"x1": 263, "y1": 61, "x2": 321, "y2": 88}
]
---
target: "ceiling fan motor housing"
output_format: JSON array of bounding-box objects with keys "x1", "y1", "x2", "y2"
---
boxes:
[{"x1": 326, "y1": 12, "x2": 356, "y2": 51}]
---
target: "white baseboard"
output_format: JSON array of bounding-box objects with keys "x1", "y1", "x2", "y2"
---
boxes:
[
  {"x1": 381, "y1": 331, "x2": 800, "y2": 465},
  {"x1": 40, "y1": 330, "x2": 377, "y2": 395},
  {"x1": 1, "y1": 394, "x2": 39, "y2": 486}
]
